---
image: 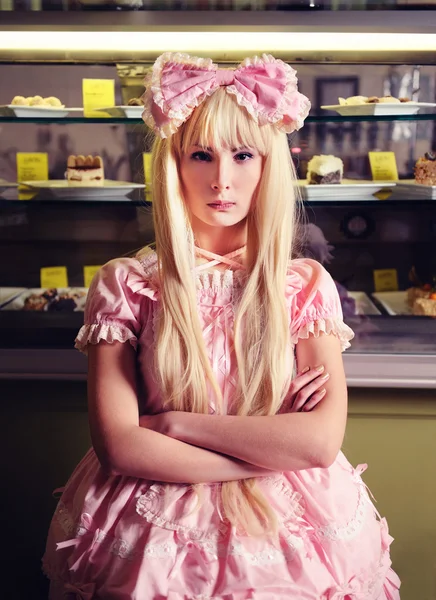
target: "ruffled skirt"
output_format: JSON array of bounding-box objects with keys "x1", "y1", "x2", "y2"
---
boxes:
[{"x1": 43, "y1": 449, "x2": 401, "y2": 600}]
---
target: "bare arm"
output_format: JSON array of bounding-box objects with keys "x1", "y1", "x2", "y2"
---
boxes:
[
  {"x1": 87, "y1": 341, "x2": 272, "y2": 484},
  {"x1": 165, "y1": 333, "x2": 348, "y2": 471}
]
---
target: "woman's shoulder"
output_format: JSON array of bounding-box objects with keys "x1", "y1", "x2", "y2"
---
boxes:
[
  {"x1": 92, "y1": 248, "x2": 159, "y2": 302},
  {"x1": 286, "y1": 257, "x2": 334, "y2": 297}
]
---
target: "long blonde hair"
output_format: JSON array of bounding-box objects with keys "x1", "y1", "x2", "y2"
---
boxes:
[{"x1": 150, "y1": 87, "x2": 300, "y2": 535}]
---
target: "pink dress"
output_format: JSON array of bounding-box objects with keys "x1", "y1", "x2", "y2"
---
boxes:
[{"x1": 43, "y1": 248, "x2": 401, "y2": 600}]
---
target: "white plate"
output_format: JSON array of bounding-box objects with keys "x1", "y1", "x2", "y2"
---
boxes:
[
  {"x1": 348, "y1": 291, "x2": 382, "y2": 315},
  {"x1": 390, "y1": 181, "x2": 436, "y2": 200},
  {"x1": 0, "y1": 180, "x2": 19, "y2": 195},
  {"x1": 95, "y1": 106, "x2": 143, "y2": 119},
  {"x1": 372, "y1": 291, "x2": 411, "y2": 316},
  {"x1": 320, "y1": 102, "x2": 436, "y2": 117},
  {"x1": 1, "y1": 287, "x2": 88, "y2": 311},
  {"x1": 0, "y1": 287, "x2": 28, "y2": 308},
  {"x1": 297, "y1": 179, "x2": 395, "y2": 201},
  {"x1": 0, "y1": 105, "x2": 83, "y2": 118},
  {"x1": 20, "y1": 179, "x2": 145, "y2": 199}
]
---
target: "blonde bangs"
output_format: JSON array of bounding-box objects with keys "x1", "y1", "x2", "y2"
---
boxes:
[{"x1": 176, "y1": 87, "x2": 276, "y2": 156}]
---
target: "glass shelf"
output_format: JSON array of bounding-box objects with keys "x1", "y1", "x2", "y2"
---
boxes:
[
  {"x1": 1, "y1": 113, "x2": 436, "y2": 125},
  {"x1": 1, "y1": 198, "x2": 434, "y2": 208}
]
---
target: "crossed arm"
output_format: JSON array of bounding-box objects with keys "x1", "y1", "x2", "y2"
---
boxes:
[{"x1": 87, "y1": 333, "x2": 347, "y2": 484}]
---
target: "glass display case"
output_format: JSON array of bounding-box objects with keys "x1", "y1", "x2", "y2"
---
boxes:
[{"x1": 0, "y1": 9, "x2": 435, "y2": 388}]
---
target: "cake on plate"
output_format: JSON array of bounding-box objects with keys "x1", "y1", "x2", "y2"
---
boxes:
[
  {"x1": 66, "y1": 155, "x2": 105, "y2": 187},
  {"x1": 414, "y1": 152, "x2": 436, "y2": 186},
  {"x1": 307, "y1": 155, "x2": 344, "y2": 185}
]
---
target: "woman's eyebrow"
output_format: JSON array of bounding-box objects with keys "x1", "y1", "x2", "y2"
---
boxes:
[{"x1": 193, "y1": 144, "x2": 213, "y2": 151}]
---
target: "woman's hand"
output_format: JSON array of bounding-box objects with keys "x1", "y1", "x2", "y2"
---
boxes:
[{"x1": 289, "y1": 365, "x2": 330, "y2": 413}]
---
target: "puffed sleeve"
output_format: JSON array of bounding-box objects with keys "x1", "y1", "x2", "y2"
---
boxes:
[
  {"x1": 74, "y1": 257, "x2": 156, "y2": 354},
  {"x1": 286, "y1": 258, "x2": 354, "y2": 352}
]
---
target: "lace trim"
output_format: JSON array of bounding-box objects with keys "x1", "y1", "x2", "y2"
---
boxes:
[
  {"x1": 74, "y1": 322, "x2": 137, "y2": 354},
  {"x1": 293, "y1": 317, "x2": 354, "y2": 352},
  {"x1": 53, "y1": 502, "x2": 302, "y2": 567},
  {"x1": 316, "y1": 486, "x2": 368, "y2": 542}
]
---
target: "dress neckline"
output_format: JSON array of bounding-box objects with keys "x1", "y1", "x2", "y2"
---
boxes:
[{"x1": 194, "y1": 245, "x2": 246, "y2": 273}]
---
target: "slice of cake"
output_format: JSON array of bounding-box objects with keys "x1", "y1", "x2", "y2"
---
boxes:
[
  {"x1": 307, "y1": 155, "x2": 344, "y2": 185},
  {"x1": 414, "y1": 152, "x2": 436, "y2": 186},
  {"x1": 67, "y1": 155, "x2": 105, "y2": 187}
]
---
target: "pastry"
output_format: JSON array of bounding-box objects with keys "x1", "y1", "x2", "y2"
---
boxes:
[
  {"x1": 23, "y1": 294, "x2": 49, "y2": 311},
  {"x1": 338, "y1": 96, "x2": 368, "y2": 106},
  {"x1": 307, "y1": 155, "x2": 343, "y2": 185},
  {"x1": 413, "y1": 295, "x2": 436, "y2": 316},
  {"x1": 10, "y1": 95, "x2": 64, "y2": 108},
  {"x1": 29, "y1": 95, "x2": 45, "y2": 106},
  {"x1": 11, "y1": 95, "x2": 27, "y2": 106},
  {"x1": 407, "y1": 285, "x2": 431, "y2": 308},
  {"x1": 377, "y1": 96, "x2": 401, "y2": 104},
  {"x1": 21, "y1": 288, "x2": 86, "y2": 312},
  {"x1": 66, "y1": 155, "x2": 105, "y2": 187},
  {"x1": 127, "y1": 97, "x2": 143, "y2": 106},
  {"x1": 414, "y1": 152, "x2": 436, "y2": 186}
]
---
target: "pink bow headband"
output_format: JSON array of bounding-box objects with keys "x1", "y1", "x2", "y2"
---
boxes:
[{"x1": 141, "y1": 52, "x2": 311, "y2": 138}]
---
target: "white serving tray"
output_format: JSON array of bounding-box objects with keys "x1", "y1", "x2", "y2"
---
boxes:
[
  {"x1": 0, "y1": 180, "x2": 19, "y2": 195},
  {"x1": 348, "y1": 291, "x2": 382, "y2": 315},
  {"x1": 1, "y1": 287, "x2": 88, "y2": 311},
  {"x1": 0, "y1": 287, "x2": 28, "y2": 308},
  {"x1": 320, "y1": 102, "x2": 436, "y2": 117},
  {"x1": 95, "y1": 106, "x2": 143, "y2": 118},
  {"x1": 297, "y1": 179, "x2": 395, "y2": 201},
  {"x1": 372, "y1": 291, "x2": 411, "y2": 316},
  {"x1": 20, "y1": 179, "x2": 145, "y2": 199},
  {"x1": 0, "y1": 105, "x2": 83, "y2": 118},
  {"x1": 390, "y1": 181, "x2": 436, "y2": 200}
]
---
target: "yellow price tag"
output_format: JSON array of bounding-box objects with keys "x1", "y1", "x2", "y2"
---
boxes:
[
  {"x1": 373, "y1": 269, "x2": 399, "y2": 292},
  {"x1": 82, "y1": 79, "x2": 115, "y2": 118},
  {"x1": 143, "y1": 152, "x2": 152, "y2": 202},
  {"x1": 83, "y1": 265, "x2": 102, "y2": 288},
  {"x1": 40, "y1": 266, "x2": 68, "y2": 289},
  {"x1": 17, "y1": 152, "x2": 48, "y2": 200},
  {"x1": 368, "y1": 152, "x2": 398, "y2": 182}
]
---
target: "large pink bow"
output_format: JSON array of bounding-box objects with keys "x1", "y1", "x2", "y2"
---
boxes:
[{"x1": 142, "y1": 52, "x2": 310, "y2": 138}]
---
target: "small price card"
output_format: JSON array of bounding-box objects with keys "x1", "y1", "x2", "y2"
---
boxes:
[
  {"x1": 373, "y1": 269, "x2": 399, "y2": 292},
  {"x1": 143, "y1": 152, "x2": 152, "y2": 201},
  {"x1": 40, "y1": 266, "x2": 68, "y2": 288},
  {"x1": 83, "y1": 265, "x2": 102, "y2": 288},
  {"x1": 17, "y1": 152, "x2": 48, "y2": 200},
  {"x1": 368, "y1": 152, "x2": 399, "y2": 181},
  {"x1": 82, "y1": 79, "x2": 115, "y2": 118}
]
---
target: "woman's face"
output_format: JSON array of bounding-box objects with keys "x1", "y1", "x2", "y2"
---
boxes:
[{"x1": 179, "y1": 144, "x2": 263, "y2": 238}]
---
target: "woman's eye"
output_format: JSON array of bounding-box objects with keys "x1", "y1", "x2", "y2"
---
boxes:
[
  {"x1": 235, "y1": 152, "x2": 253, "y2": 162},
  {"x1": 191, "y1": 151, "x2": 211, "y2": 162}
]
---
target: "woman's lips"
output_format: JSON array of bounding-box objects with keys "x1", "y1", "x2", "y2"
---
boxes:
[{"x1": 207, "y1": 202, "x2": 235, "y2": 210}]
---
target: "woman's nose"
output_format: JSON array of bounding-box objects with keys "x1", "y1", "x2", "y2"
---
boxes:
[{"x1": 211, "y1": 160, "x2": 230, "y2": 191}]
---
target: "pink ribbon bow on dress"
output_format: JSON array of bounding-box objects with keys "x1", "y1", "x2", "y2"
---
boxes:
[{"x1": 141, "y1": 52, "x2": 311, "y2": 138}]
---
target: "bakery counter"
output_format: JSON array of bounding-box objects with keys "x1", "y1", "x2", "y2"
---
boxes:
[{"x1": 1, "y1": 312, "x2": 435, "y2": 388}]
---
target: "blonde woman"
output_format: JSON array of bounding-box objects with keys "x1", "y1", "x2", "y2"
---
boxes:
[{"x1": 43, "y1": 53, "x2": 400, "y2": 599}]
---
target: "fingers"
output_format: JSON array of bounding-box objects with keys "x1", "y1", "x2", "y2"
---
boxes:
[
  {"x1": 302, "y1": 387, "x2": 327, "y2": 412},
  {"x1": 291, "y1": 365, "x2": 326, "y2": 396},
  {"x1": 291, "y1": 368, "x2": 330, "y2": 412}
]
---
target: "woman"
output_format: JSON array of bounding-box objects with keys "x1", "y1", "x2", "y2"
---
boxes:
[{"x1": 43, "y1": 52, "x2": 401, "y2": 599}]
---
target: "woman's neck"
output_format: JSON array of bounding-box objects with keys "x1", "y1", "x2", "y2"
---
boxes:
[{"x1": 193, "y1": 219, "x2": 247, "y2": 256}]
